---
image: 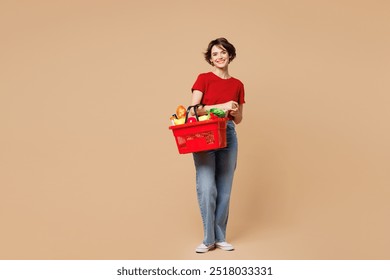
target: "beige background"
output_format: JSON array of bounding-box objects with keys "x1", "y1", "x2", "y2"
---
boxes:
[{"x1": 1, "y1": 0, "x2": 389, "y2": 260}]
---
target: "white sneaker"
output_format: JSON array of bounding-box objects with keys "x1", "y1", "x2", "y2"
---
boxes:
[
  {"x1": 195, "y1": 243, "x2": 215, "y2": 253},
  {"x1": 216, "y1": 241, "x2": 234, "y2": 251}
]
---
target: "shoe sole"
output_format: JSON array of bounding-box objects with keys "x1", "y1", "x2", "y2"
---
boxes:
[
  {"x1": 196, "y1": 245, "x2": 216, "y2": 253},
  {"x1": 216, "y1": 245, "x2": 234, "y2": 251}
]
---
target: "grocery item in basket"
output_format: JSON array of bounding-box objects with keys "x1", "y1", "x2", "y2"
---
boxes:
[
  {"x1": 198, "y1": 115, "x2": 209, "y2": 121},
  {"x1": 173, "y1": 118, "x2": 185, "y2": 125},
  {"x1": 187, "y1": 117, "x2": 197, "y2": 123},
  {"x1": 170, "y1": 104, "x2": 224, "y2": 126},
  {"x1": 209, "y1": 108, "x2": 226, "y2": 118},
  {"x1": 176, "y1": 105, "x2": 187, "y2": 119}
]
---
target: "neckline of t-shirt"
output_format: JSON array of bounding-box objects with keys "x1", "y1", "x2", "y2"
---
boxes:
[{"x1": 210, "y1": 71, "x2": 233, "y2": 80}]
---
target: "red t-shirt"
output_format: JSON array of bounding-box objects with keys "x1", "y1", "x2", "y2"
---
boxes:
[{"x1": 191, "y1": 72, "x2": 245, "y2": 105}]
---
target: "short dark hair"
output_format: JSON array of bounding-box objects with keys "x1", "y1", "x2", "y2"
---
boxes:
[{"x1": 204, "y1": 37, "x2": 236, "y2": 65}]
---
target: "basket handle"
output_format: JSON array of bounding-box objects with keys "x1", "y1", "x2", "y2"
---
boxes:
[{"x1": 185, "y1": 104, "x2": 204, "y2": 123}]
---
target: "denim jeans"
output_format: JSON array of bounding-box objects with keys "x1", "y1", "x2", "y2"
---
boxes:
[{"x1": 193, "y1": 121, "x2": 238, "y2": 246}]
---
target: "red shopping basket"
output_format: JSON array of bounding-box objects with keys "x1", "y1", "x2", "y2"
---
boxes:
[{"x1": 169, "y1": 105, "x2": 228, "y2": 154}]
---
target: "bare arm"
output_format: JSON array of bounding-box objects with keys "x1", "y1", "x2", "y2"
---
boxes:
[{"x1": 191, "y1": 90, "x2": 240, "y2": 117}]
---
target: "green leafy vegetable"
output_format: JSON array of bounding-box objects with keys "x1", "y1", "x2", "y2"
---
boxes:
[{"x1": 209, "y1": 108, "x2": 226, "y2": 118}]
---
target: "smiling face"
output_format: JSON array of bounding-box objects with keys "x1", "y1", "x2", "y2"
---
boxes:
[{"x1": 210, "y1": 45, "x2": 230, "y2": 69}]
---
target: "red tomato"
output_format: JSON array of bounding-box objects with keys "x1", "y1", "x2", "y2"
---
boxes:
[{"x1": 187, "y1": 117, "x2": 197, "y2": 123}]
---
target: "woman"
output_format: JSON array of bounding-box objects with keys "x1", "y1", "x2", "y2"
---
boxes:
[{"x1": 190, "y1": 37, "x2": 245, "y2": 253}]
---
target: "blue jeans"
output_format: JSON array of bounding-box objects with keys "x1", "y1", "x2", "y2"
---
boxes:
[{"x1": 193, "y1": 121, "x2": 238, "y2": 246}]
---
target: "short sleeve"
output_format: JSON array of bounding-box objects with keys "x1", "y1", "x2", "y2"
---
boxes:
[
  {"x1": 191, "y1": 73, "x2": 206, "y2": 93},
  {"x1": 238, "y1": 82, "x2": 245, "y2": 104}
]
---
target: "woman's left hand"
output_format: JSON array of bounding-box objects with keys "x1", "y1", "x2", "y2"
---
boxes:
[
  {"x1": 229, "y1": 108, "x2": 239, "y2": 117},
  {"x1": 229, "y1": 104, "x2": 243, "y2": 124}
]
